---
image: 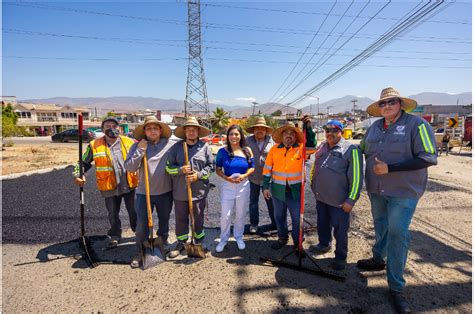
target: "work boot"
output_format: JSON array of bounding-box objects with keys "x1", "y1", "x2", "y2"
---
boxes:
[
  {"x1": 389, "y1": 290, "x2": 411, "y2": 313},
  {"x1": 271, "y1": 238, "x2": 288, "y2": 250},
  {"x1": 331, "y1": 259, "x2": 347, "y2": 271},
  {"x1": 168, "y1": 241, "x2": 185, "y2": 259},
  {"x1": 309, "y1": 243, "x2": 331, "y2": 254},
  {"x1": 357, "y1": 257, "x2": 386, "y2": 271}
]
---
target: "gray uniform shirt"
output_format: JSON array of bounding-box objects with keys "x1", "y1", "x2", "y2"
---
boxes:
[
  {"x1": 166, "y1": 140, "x2": 215, "y2": 201},
  {"x1": 310, "y1": 138, "x2": 363, "y2": 208},
  {"x1": 124, "y1": 138, "x2": 174, "y2": 196},
  {"x1": 362, "y1": 111, "x2": 437, "y2": 199},
  {"x1": 246, "y1": 135, "x2": 274, "y2": 185}
]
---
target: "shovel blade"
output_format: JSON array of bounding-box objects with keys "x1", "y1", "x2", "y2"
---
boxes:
[
  {"x1": 141, "y1": 237, "x2": 166, "y2": 270},
  {"x1": 184, "y1": 242, "x2": 206, "y2": 259},
  {"x1": 79, "y1": 236, "x2": 98, "y2": 268}
]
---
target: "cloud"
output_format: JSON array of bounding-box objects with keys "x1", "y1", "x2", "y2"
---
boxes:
[{"x1": 235, "y1": 97, "x2": 257, "y2": 102}]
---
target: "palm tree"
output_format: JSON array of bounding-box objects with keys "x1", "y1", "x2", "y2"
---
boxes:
[{"x1": 212, "y1": 107, "x2": 231, "y2": 134}]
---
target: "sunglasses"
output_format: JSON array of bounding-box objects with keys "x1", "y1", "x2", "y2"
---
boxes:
[
  {"x1": 324, "y1": 127, "x2": 340, "y2": 133},
  {"x1": 378, "y1": 98, "x2": 399, "y2": 108}
]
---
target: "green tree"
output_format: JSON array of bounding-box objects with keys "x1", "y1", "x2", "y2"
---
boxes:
[
  {"x1": 211, "y1": 107, "x2": 231, "y2": 134},
  {"x1": 2, "y1": 104, "x2": 18, "y2": 137},
  {"x1": 241, "y1": 115, "x2": 279, "y2": 135},
  {"x1": 106, "y1": 111, "x2": 116, "y2": 117},
  {"x1": 271, "y1": 109, "x2": 282, "y2": 116}
]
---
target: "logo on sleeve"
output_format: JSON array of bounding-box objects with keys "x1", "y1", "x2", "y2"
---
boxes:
[{"x1": 393, "y1": 125, "x2": 405, "y2": 135}]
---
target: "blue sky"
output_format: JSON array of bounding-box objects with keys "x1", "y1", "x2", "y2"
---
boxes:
[{"x1": 3, "y1": 1, "x2": 472, "y2": 108}]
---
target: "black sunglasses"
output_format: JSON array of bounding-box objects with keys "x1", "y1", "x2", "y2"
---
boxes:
[
  {"x1": 324, "y1": 127, "x2": 340, "y2": 133},
  {"x1": 378, "y1": 98, "x2": 400, "y2": 108}
]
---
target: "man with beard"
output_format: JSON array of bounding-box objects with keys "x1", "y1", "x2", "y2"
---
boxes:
[{"x1": 74, "y1": 117, "x2": 138, "y2": 248}]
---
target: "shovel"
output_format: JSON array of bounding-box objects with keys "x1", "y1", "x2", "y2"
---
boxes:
[
  {"x1": 78, "y1": 114, "x2": 98, "y2": 268},
  {"x1": 141, "y1": 153, "x2": 166, "y2": 270},
  {"x1": 183, "y1": 141, "x2": 206, "y2": 258}
]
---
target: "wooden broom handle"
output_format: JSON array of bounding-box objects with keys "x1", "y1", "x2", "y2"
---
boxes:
[{"x1": 143, "y1": 154, "x2": 153, "y2": 229}]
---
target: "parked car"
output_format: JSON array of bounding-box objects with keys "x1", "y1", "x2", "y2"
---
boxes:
[
  {"x1": 52, "y1": 129, "x2": 95, "y2": 143},
  {"x1": 201, "y1": 134, "x2": 226, "y2": 145}
]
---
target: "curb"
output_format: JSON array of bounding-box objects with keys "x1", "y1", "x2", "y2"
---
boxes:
[{"x1": 1, "y1": 164, "x2": 73, "y2": 181}]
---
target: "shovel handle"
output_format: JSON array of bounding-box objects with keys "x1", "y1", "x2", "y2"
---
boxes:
[
  {"x1": 143, "y1": 154, "x2": 153, "y2": 229},
  {"x1": 183, "y1": 142, "x2": 196, "y2": 241}
]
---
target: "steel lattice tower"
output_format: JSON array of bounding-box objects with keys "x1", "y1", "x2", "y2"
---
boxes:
[{"x1": 184, "y1": 0, "x2": 211, "y2": 130}]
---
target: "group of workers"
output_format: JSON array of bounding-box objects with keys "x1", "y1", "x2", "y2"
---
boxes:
[{"x1": 74, "y1": 87, "x2": 437, "y2": 314}]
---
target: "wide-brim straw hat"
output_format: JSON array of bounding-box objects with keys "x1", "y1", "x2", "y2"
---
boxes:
[
  {"x1": 174, "y1": 116, "x2": 211, "y2": 139},
  {"x1": 367, "y1": 87, "x2": 417, "y2": 117},
  {"x1": 133, "y1": 116, "x2": 172, "y2": 140},
  {"x1": 246, "y1": 116, "x2": 273, "y2": 134},
  {"x1": 272, "y1": 122, "x2": 304, "y2": 144}
]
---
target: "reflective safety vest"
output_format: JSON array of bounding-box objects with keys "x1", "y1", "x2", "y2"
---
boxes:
[
  {"x1": 262, "y1": 143, "x2": 305, "y2": 201},
  {"x1": 90, "y1": 136, "x2": 138, "y2": 191}
]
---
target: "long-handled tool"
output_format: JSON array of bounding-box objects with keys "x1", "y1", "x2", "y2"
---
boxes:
[
  {"x1": 260, "y1": 125, "x2": 345, "y2": 282},
  {"x1": 141, "y1": 153, "x2": 166, "y2": 269},
  {"x1": 183, "y1": 141, "x2": 206, "y2": 258},
  {"x1": 78, "y1": 114, "x2": 98, "y2": 268}
]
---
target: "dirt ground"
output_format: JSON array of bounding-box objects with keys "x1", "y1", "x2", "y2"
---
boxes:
[{"x1": 1, "y1": 139, "x2": 472, "y2": 312}]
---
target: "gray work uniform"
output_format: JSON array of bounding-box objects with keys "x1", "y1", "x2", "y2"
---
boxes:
[
  {"x1": 362, "y1": 111, "x2": 438, "y2": 199},
  {"x1": 310, "y1": 138, "x2": 363, "y2": 208},
  {"x1": 246, "y1": 134, "x2": 276, "y2": 228},
  {"x1": 246, "y1": 135, "x2": 274, "y2": 185},
  {"x1": 124, "y1": 138, "x2": 175, "y2": 245},
  {"x1": 166, "y1": 140, "x2": 215, "y2": 242}
]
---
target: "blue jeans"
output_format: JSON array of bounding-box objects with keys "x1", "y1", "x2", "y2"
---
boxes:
[
  {"x1": 135, "y1": 192, "x2": 173, "y2": 249},
  {"x1": 316, "y1": 200, "x2": 350, "y2": 261},
  {"x1": 369, "y1": 193, "x2": 418, "y2": 292},
  {"x1": 272, "y1": 191, "x2": 301, "y2": 244},
  {"x1": 249, "y1": 181, "x2": 276, "y2": 227}
]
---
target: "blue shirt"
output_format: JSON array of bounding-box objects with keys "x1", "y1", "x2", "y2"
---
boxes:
[{"x1": 216, "y1": 147, "x2": 255, "y2": 177}]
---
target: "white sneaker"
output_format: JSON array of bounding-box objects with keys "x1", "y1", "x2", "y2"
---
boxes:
[
  {"x1": 236, "y1": 239, "x2": 246, "y2": 250},
  {"x1": 216, "y1": 241, "x2": 227, "y2": 253}
]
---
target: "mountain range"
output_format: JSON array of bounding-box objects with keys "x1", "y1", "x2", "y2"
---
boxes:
[{"x1": 22, "y1": 91, "x2": 471, "y2": 117}]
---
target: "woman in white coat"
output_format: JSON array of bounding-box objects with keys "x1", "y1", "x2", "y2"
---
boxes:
[{"x1": 215, "y1": 125, "x2": 255, "y2": 252}]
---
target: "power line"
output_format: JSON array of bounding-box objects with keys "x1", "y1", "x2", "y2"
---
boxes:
[
  {"x1": 7, "y1": 2, "x2": 471, "y2": 40},
  {"x1": 201, "y1": 2, "x2": 471, "y2": 25},
  {"x1": 267, "y1": 1, "x2": 339, "y2": 103},
  {"x1": 273, "y1": 0, "x2": 375, "y2": 103},
  {"x1": 5, "y1": 55, "x2": 470, "y2": 66},
  {"x1": 287, "y1": 1, "x2": 451, "y2": 107}
]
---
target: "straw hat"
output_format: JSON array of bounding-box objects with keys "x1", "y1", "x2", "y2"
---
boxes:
[
  {"x1": 272, "y1": 122, "x2": 304, "y2": 144},
  {"x1": 133, "y1": 116, "x2": 172, "y2": 140},
  {"x1": 367, "y1": 87, "x2": 417, "y2": 117},
  {"x1": 246, "y1": 116, "x2": 273, "y2": 134},
  {"x1": 174, "y1": 116, "x2": 211, "y2": 139}
]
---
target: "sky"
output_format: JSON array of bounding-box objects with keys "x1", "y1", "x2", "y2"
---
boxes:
[{"x1": 2, "y1": 0, "x2": 472, "y2": 109}]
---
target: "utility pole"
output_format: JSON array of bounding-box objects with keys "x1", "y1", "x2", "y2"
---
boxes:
[
  {"x1": 351, "y1": 99, "x2": 358, "y2": 132},
  {"x1": 252, "y1": 101, "x2": 259, "y2": 116},
  {"x1": 327, "y1": 105, "x2": 333, "y2": 119},
  {"x1": 184, "y1": 0, "x2": 211, "y2": 130}
]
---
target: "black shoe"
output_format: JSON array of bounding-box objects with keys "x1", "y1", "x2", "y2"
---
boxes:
[
  {"x1": 357, "y1": 257, "x2": 386, "y2": 271},
  {"x1": 249, "y1": 225, "x2": 258, "y2": 234},
  {"x1": 271, "y1": 238, "x2": 288, "y2": 250},
  {"x1": 168, "y1": 241, "x2": 185, "y2": 258},
  {"x1": 331, "y1": 259, "x2": 346, "y2": 271},
  {"x1": 309, "y1": 243, "x2": 331, "y2": 254},
  {"x1": 389, "y1": 290, "x2": 411, "y2": 313}
]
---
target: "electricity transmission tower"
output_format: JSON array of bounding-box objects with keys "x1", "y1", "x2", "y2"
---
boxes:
[{"x1": 184, "y1": 0, "x2": 211, "y2": 130}]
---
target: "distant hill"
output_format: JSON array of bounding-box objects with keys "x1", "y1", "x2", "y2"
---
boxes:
[
  {"x1": 21, "y1": 96, "x2": 243, "y2": 116},
  {"x1": 408, "y1": 92, "x2": 472, "y2": 106},
  {"x1": 21, "y1": 92, "x2": 471, "y2": 117}
]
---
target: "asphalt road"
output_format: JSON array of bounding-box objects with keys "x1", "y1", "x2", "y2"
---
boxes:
[{"x1": 2, "y1": 165, "x2": 318, "y2": 245}]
